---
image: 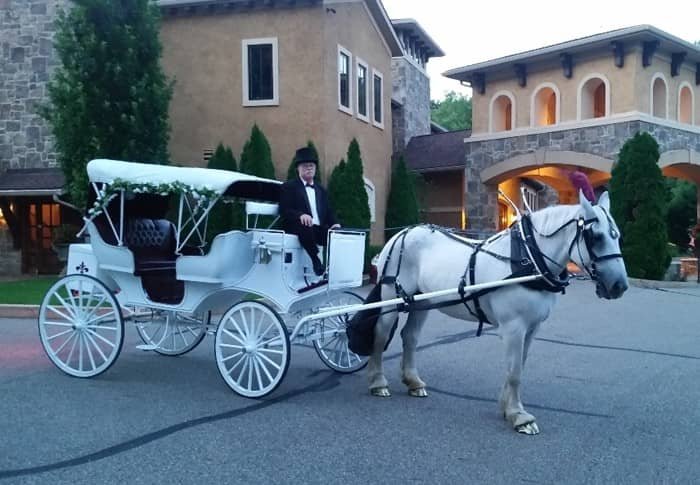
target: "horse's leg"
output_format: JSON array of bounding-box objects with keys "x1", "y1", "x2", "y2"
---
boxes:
[
  {"x1": 367, "y1": 309, "x2": 398, "y2": 397},
  {"x1": 498, "y1": 320, "x2": 540, "y2": 435},
  {"x1": 400, "y1": 310, "x2": 428, "y2": 397},
  {"x1": 522, "y1": 321, "x2": 541, "y2": 366}
]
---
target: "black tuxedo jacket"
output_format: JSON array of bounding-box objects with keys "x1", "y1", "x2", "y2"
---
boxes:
[{"x1": 279, "y1": 178, "x2": 338, "y2": 232}]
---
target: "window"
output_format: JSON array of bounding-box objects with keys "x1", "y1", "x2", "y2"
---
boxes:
[
  {"x1": 356, "y1": 58, "x2": 369, "y2": 122},
  {"x1": 372, "y1": 69, "x2": 384, "y2": 128},
  {"x1": 338, "y1": 45, "x2": 352, "y2": 114},
  {"x1": 578, "y1": 75, "x2": 609, "y2": 120},
  {"x1": 490, "y1": 92, "x2": 515, "y2": 132},
  {"x1": 531, "y1": 84, "x2": 559, "y2": 127},
  {"x1": 679, "y1": 83, "x2": 694, "y2": 124},
  {"x1": 650, "y1": 74, "x2": 667, "y2": 118},
  {"x1": 242, "y1": 38, "x2": 279, "y2": 106}
]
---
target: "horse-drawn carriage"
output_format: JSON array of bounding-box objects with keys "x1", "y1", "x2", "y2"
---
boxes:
[{"x1": 38, "y1": 159, "x2": 368, "y2": 398}]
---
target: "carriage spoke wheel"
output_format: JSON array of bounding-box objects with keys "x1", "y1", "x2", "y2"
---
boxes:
[
  {"x1": 38, "y1": 274, "x2": 124, "y2": 378},
  {"x1": 136, "y1": 311, "x2": 208, "y2": 356},
  {"x1": 215, "y1": 301, "x2": 290, "y2": 398},
  {"x1": 313, "y1": 292, "x2": 368, "y2": 374}
]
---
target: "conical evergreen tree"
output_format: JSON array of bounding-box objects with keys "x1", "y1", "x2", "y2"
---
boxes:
[
  {"x1": 337, "y1": 139, "x2": 370, "y2": 229},
  {"x1": 286, "y1": 140, "x2": 321, "y2": 183},
  {"x1": 240, "y1": 124, "x2": 276, "y2": 179},
  {"x1": 328, "y1": 159, "x2": 346, "y2": 216},
  {"x1": 385, "y1": 156, "x2": 420, "y2": 238},
  {"x1": 43, "y1": 0, "x2": 173, "y2": 209},
  {"x1": 206, "y1": 143, "x2": 243, "y2": 240},
  {"x1": 610, "y1": 132, "x2": 670, "y2": 279}
]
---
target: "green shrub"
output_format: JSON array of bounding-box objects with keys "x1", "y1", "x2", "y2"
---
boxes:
[
  {"x1": 240, "y1": 124, "x2": 276, "y2": 179},
  {"x1": 610, "y1": 132, "x2": 670, "y2": 280},
  {"x1": 206, "y1": 143, "x2": 243, "y2": 241},
  {"x1": 385, "y1": 156, "x2": 420, "y2": 239}
]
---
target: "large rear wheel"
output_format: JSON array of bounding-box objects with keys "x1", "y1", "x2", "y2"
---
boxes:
[
  {"x1": 38, "y1": 274, "x2": 124, "y2": 377},
  {"x1": 215, "y1": 301, "x2": 290, "y2": 398}
]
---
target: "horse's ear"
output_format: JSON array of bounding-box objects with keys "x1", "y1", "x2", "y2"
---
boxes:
[
  {"x1": 579, "y1": 189, "x2": 595, "y2": 218},
  {"x1": 597, "y1": 191, "x2": 610, "y2": 211}
]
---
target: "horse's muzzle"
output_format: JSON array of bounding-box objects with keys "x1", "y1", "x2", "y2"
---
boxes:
[{"x1": 596, "y1": 279, "x2": 628, "y2": 299}]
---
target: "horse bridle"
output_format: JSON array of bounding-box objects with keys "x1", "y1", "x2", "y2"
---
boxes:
[{"x1": 527, "y1": 206, "x2": 623, "y2": 284}]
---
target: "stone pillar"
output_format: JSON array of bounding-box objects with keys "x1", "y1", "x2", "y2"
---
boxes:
[{"x1": 464, "y1": 164, "x2": 498, "y2": 235}]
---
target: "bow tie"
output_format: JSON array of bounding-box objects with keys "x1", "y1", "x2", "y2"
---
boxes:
[{"x1": 305, "y1": 183, "x2": 314, "y2": 188}]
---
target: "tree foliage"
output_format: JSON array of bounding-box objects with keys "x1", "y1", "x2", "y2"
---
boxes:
[
  {"x1": 666, "y1": 178, "x2": 697, "y2": 250},
  {"x1": 240, "y1": 124, "x2": 276, "y2": 179},
  {"x1": 286, "y1": 140, "x2": 321, "y2": 183},
  {"x1": 206, "y1": 143, "x2": 242, "y2": 240},
  {"x1": 609, "y1": 132, "x2": 670, "y2": 279},
  {"x1": 385, "y1": 156, "x2": 420, "y2": 238},
  {"x1": 332, "y1": 139, "x2": 370, "y2": 230},
  {"x1": 44, "y1": 0, "x2": 173, "y2": 209},
  {"x1": 430, "y1": 91, "x2": 472, "y2": 131}
]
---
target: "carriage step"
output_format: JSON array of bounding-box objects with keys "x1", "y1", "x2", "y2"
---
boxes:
[{"x1": 135, "y1": 344, "x2": 158, "y2": 351}]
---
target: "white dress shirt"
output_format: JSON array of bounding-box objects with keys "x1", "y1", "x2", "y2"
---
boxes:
[{"x1": 302, "y1": 178, "x2": 320, "y2": 225}]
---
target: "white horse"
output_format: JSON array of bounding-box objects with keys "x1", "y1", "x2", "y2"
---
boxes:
[{"x1": 369, "y1": 191, "x2": 628, "y2": 434}]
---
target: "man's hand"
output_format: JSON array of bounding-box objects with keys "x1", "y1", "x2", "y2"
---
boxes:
[
  {"x1": 330, "y1": 224, "x2": 341, "y2": 230},
  {"x1": 300, "y1": 214, "x2": 313, "y2": 227}
]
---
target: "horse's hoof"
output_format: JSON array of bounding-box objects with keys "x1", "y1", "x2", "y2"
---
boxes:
[
  {"x1": 515, "y1": 422, "x2": 540, "y2": 435},
  {"x1": 408, "y1": 387, "x2": 428, "y2": 397},
  {"x1": 370, "y1": 387, "x2": 391, "y2": 397}
]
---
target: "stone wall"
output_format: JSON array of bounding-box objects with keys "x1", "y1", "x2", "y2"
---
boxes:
[
  {"x1": 465, "y1": 120, "x2": 700, "y2": 231},
  {"x1": 391, "y1": 56, "x2": 431, "y2": 155},
  {"x1": 0, "y1": 226, "x2": 21, "y2": 274},
  {"x1": 0, "y1": 0, "x2": 68, "y2": 171}
]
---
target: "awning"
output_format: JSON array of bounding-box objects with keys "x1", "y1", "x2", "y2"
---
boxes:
[{"x1": 0, "y1": 167, "x2": 64, "y2": 196}]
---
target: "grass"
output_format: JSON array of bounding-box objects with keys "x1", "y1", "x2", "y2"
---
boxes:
[{"x1": 0, "y1": 277, "x2": 59, "y2": 305}]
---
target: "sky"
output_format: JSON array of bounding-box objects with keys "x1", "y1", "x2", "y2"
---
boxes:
[{"x1": 381, "y1": 0, "x2": 699, "y2": 101}]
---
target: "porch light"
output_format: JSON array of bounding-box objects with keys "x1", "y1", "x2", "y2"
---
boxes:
[{"x1": 0, "y1": 207, "x2": 5, "y2": 227}]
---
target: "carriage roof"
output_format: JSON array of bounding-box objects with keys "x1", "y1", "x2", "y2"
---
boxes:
[{"x1": 86, "y1": 159, "x2": 281, "y2": 201}]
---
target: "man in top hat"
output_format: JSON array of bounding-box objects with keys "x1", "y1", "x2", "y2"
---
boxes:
[{"x1": 279, "y1": 146, "x2": 340, "y2": 276}]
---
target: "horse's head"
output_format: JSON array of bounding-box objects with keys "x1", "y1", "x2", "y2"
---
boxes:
[{"x1": 575, "y1": 190, "x2": 629, "y2": 300}]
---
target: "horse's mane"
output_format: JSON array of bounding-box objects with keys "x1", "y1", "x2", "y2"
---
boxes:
[{"x1": 528, "y1": 203, "x2": 582, "y2": 236}]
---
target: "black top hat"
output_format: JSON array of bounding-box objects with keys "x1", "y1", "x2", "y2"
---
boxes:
[{"x1": 293, "y1": 147, "x2": 318, "y2": 166}]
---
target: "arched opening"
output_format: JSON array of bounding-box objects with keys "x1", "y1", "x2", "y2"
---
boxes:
[
  {"x1": 580, "y1": 77, "x2": 608, "y2": 119},
  {"x1": 651, "y1": 75, "x2": 667, "y2": 118},
  {"x1": 491, "y1": 94, "x2": 513, "y2": 132},
  {"x1": 679, "y1": 84, "x2": 694, "y2": 124},
  {"x1": 533, "y1": 86, "x2": 557, "y2": 127}
]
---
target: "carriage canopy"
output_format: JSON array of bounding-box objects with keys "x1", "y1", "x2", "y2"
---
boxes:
[{"x1": 86, "y1": 159, "x2": 281, "y2": 202}]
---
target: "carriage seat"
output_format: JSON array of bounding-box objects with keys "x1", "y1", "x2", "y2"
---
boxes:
[{"x1": 124, "y1": 218, "x2": 177, "y2": 274}]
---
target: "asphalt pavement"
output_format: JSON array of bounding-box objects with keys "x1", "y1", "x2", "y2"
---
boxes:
[{"x1": 1, "y1": 279, "x2": 699, "y2": 484}]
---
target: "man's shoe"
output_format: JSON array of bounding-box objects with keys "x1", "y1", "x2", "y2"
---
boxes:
[{"x1": 312, "y1": 259, "x2": 325, "y2": 276}]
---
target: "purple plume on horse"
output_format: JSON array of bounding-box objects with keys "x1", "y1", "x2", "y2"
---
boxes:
[{"x1": 568, "y1": 170, "x2": 595, "y2": 202}]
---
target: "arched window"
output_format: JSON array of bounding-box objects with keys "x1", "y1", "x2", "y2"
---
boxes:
[
  {"x1": 489, "y1": 91, "x2": 515, "y2": 132},
  {"x1": 531, "y1": 84, "x2": 559, "y2": 127},
  {"x1": 678, "y1": 83, "x2": 694, "y2": 124},
  {"x1": 578, "y1": 75, "x2": 610, "y2": 120},
  {"x1": 650, "y1": 74, "x2": 668, "y2": 118}
]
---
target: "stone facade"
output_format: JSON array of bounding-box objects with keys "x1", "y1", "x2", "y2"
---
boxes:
[
  {"x1": 0, "y1": 0, "x2": 69, "y2": 171},
  {"x1": 391, "y1": 56, "x2": 431, "y2": 155},
  {"x1": 465, "y1": 120, "x2": 700, "y2": 231}
]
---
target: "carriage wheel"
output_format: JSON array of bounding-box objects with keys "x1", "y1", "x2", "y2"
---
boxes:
[
  {"x1": 215, "y1": 301, "x2": 290, "y2": 398},
  {"x1": 313, "y1": 292, "x2": 368, "y2": 374},
  {"x1": 135, "y1": 311, "x2": 208, "y2": 356},
  {"x1": 38, "y1": 274, "x2": 124, "y2": 378}
]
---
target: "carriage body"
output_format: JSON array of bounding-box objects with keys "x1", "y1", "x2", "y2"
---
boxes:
[{"x1": 39, "y1": 159, "x2": 368, "y2": 397}]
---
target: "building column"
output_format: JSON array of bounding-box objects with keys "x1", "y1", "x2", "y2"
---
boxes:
[
  {"x1": 697, "y1": 183, "x2": 700, "y2": 223},
  {"x1": 464, "y1": 165, "x2": 499, "y2": 236}
]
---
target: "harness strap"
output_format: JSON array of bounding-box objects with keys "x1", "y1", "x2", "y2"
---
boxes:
[{"x1": 463, "y1": 243, "x2": 490, "y2": 336}]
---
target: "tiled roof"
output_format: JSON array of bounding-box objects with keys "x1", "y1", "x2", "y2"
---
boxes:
[
  {"x1": 0, "y1": 168, "x2": 64, "y2": 195},
  {"x1": 403, "y1": 130, "x2": 470, "y2": 172}
]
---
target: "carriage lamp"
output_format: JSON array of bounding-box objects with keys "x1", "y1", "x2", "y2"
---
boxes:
[{"x1": 256, "y1": 238, "x2": 272, "y2": 264}]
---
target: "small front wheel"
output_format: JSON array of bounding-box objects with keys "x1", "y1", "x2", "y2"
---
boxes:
[
  {"x1": 215, "y1": 301, "x2": 290, "y2": 398},
  {"x1": 135, "y1": 310, "x2": 208, "y2": 356},
  {"x1": 38, "y1": 274, "x2": 124, "y2": 377},
  {"x1": 313, "y1": 292, "x2": 368, "y2": 374}
]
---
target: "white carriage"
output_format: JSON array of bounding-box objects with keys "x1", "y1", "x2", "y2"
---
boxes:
[{"x1": 38, "y1": 159, "x2": 368, "y2": 398}]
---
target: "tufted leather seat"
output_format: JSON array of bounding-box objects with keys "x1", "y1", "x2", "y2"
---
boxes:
[{"x1": 125, "y1": 219, "x2": 177, "y2": 274}]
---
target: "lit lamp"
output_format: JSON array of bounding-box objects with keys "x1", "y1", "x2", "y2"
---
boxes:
[{"x1": 0, "y1": 207, "x2": 5, "y2": 228}]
